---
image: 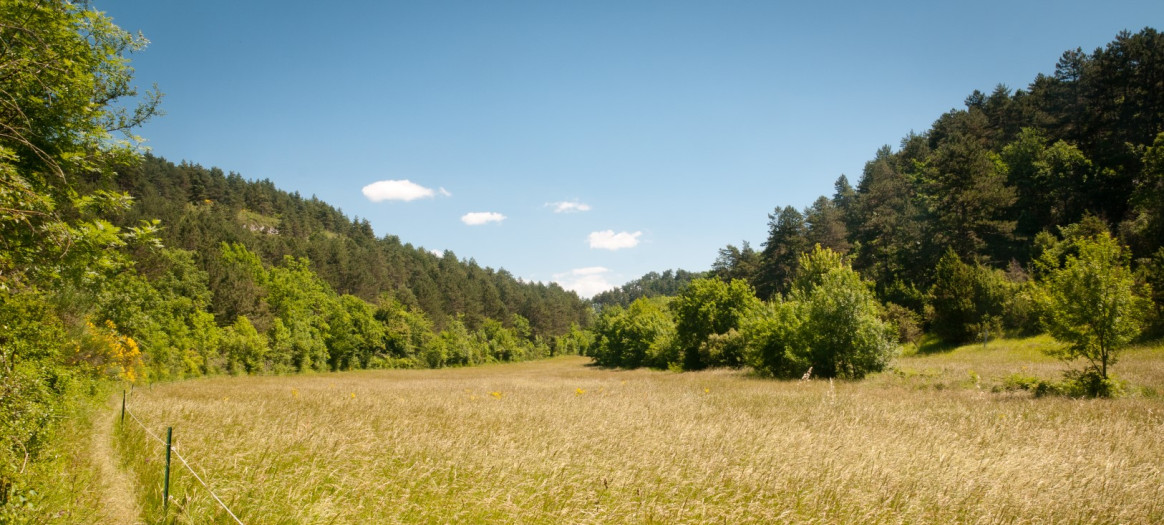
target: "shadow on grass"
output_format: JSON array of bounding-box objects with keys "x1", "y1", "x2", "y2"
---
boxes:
[{"x1": 915, "y1": 334, "x2": 958, "y2": 355}]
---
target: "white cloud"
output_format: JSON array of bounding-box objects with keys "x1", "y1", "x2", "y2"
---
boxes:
[
  {"x1": 439, "y1": 187, "x2": 452, "y2": 197},
  {"x1": 461, "y1": 212, "x2": 506, "y2": 226},
  {"x1": 362, "y1": 179, "x2": 436, "y2": 202},
  {"x1": 430, "y1": 249, "x2": 443, "y2": 258},
  {"x1": 554, "y1": 267, "x2": 615, "y2": 298},
  {"x1": 588, "y1": 230, "x2": 642, "y2": 250},
  {"x1": 547, "y1": 200, "x2": 591, "y2": 213}
]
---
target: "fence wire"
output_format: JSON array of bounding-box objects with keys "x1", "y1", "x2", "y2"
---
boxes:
[{"x1": 124, "y1": 404, "x2": 246, "y2": 525}]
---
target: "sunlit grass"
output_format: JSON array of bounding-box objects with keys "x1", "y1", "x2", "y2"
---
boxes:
[
  {"x1": 11, "y1": 388, "x2": 120, "y2": 524},
  {"x1": 116, "y1": 338, "x2": 1164, "y2": 523}
]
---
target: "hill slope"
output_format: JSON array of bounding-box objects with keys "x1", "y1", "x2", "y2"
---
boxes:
[{"x1": 109, "y1": 155, "x2": 592, "y2": 338}]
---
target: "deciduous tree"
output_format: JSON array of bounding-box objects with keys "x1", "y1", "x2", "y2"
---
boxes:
[{"x1": 1040, "y1": 232, "x2": 1147, "y2": 387}]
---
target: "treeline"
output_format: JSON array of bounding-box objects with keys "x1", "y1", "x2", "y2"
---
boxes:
[
  {"x1": 590, "y1": 269, "x2": 705, "y2": 310},
  {"x1": 57, "y1": 158, "x2": 598, "y2": 381},
  {"x1": 590, "y1": 226, "x2": 1149, "y2": 396},
  {"x1": 709, "y1": 27, "x2": 1164, "y2": 344},
  {"x1": 589, "y1": 247, "x2": 898, "y2": 379},
  {"x1": 96, "y1": 242, "x2": 592, "y2": 380}
]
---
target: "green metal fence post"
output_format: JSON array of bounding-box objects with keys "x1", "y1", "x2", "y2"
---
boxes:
[
  {"x1": 164, "y1": 426, "x2": 173, "y2": 512},
  {"x1": 121, "y1": 390, "x2": 126, "y2": 425}
]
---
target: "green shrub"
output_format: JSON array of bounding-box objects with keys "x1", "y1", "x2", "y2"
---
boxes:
[
  {"x1": 698, "y1": 329, "x2": 747, "y2": 369},
  {"x1": 795, "y1": 264, "x2": 897, "y2": 379},
  {"x1": 1059, "y1": 369, "x2": 1125, "y2": 398},
  {"x1": 746, "y1": 246, "x2": 897, "y2": 379},
  {"x1": 590, "y1": 297, "x2": 676, "y2": 369},
  {"x1": 929, "y1": 250, "x2": 1012, "y2": 344},
  {"x1": 883, "y1": 303, "x2": 922, "y2": 345},
  {"x1": 742, "y1": 300, "x2": 805, "y2": 378},
  {"x1": 1000, "y1": 370, "x2": 1126, "y2": 398},
  {"x1": 671, "y1": 278, "x2": 760, "y2": 370}
]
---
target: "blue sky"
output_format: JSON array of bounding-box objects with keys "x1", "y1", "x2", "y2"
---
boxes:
[{"x1": 103, "y1": 1, "x2": 1162, "y2": 297}]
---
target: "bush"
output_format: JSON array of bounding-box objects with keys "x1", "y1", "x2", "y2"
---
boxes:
[
  {"x1": 1000, "y1": 370, "x2": 1125, "y2": 398},
  {"x1": 1002, "y1": 281, "x2": 1042, "y2": 336},
  {"x1": 1059, "y1": 369, "x2": 1125, "y2": 398},
  {"x1": 0, "y1": 291, "x2": 103, "y2": 516},
  {"x1": 746, "y1": 246, "x2": 897, "y2": 379},
  {"x1": 795, "y1": 264, "x2": 897, "y2": 379},
  {"x1": 929, "y1": 249, "x2": 1013, "y2": 344},
  {"x1": 590, "y1": 297, "x2": 676, "y2": 369},
  {"x1": 670, "y1": 278, "x2": 760, "y2": 370},
  {"x1": 220, "y1": 316, "x2": 269, "y2": 374},
  {"x1": 1136, "y1": 247, "x2": 1164, "y2": 338},
  {"x1": 698, "y1": 329, "x2": 747, "y2": 369},
  {"x1": 883, "y1": 303, "x2": 922, "y2": 345},
  {"x1": 742, "y1": 300, "x2": 805, "y2": 378}
]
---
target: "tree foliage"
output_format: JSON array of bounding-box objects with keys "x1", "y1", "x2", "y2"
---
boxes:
[
  {"x1": 0, "y1": 0, "x2": 161, "y2": 510},
  {"x1": 756, "y1": 207, "x2": 808, "y2": 299},
  {"x1": 591, "y1": 269, "x2": 704, "y2": 310},
  {"x1": 746, "y1": 246, "x2": 896, "y2": 379},
  {"x1": 929, "y1": 249, "x2": 1011, "y2": 344},
  {"x1": 589, "y1": 297, "x2": 676, "y2": 369},
  {"x1": 0, "y1": 0, "x2": 161, "y2": 288},
  {"x1": 113, "y1": 156, "x2": 592, "y2": 338},
  {"x1": 670, "y1": 278, "x2": 760, "y2": 369},
  {"x1": 1039, "y1": 232, "x2": 1147, "y2": 384},
  {"x1": 706, "y1": 28, "x2": 1164, "y2": 344}
]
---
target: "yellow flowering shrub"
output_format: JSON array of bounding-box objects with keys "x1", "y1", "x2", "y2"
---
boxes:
[{"x1": 75, "y1": 319, "x2": 145, "y2": 383}]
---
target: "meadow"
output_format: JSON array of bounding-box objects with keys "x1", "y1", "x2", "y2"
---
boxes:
[{"x1": 113, "y1": 337, "x2": 1164, "y2": 524}]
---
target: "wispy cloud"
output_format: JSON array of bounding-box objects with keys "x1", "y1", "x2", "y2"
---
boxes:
[
  {"x1": 461, "y1": 212, "x2": 506, "y2": 226},
  {"x1": 547, "y1": 200, "x2": 591, "y2": 213},
  {"x1": 362, "y1": 179, "x2": 438, "y2": 202},
  {"x1": 588, "y1": 230, "x2": 641, "y2": 250},
  {"x1": 554, "y1": 267, "x2": 615, "y2": 298},
  {"x1": 439, "y1": 187, "x2": 452, "y2": 197}
]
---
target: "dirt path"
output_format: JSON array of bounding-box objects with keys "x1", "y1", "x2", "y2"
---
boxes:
[{"x1": 89, "y1": 395, "x2": 144, "y2": 525}]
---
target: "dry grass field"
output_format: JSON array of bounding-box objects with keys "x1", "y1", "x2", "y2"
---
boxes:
[{"x1": 114, "y1": 336, "x2": 1164, "y2": 524}]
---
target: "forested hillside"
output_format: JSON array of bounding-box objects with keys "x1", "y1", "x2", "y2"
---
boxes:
[
  {"x1": 109, "y1": 155, "x2": 591, "y2": 338},
  {"x1": 709, "y1": 27, "x2": 1164, "y2": 340},
  {"x1": 589, "y1": 29, "x2": 1162, "y2": 384},
  {"x1": 61, "y1": 154, "x2": 596, "y2": 380}
]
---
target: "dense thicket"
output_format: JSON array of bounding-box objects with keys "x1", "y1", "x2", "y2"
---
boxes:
[{"x1": 712, "y1": 28, "x2": 1164, "y2": 343}]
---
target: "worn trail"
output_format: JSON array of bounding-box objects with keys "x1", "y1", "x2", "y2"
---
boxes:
[{"x1": 90, "y1": 394, "x2": 143, "y2": 525}]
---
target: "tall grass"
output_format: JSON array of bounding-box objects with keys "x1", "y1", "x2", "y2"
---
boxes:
[
  {"x1": 3, "y1": 388, "x2": 118, "y2": 524},
  {"x1": 116, "y1": 338, "x2": 1164, "y2": 523}
]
